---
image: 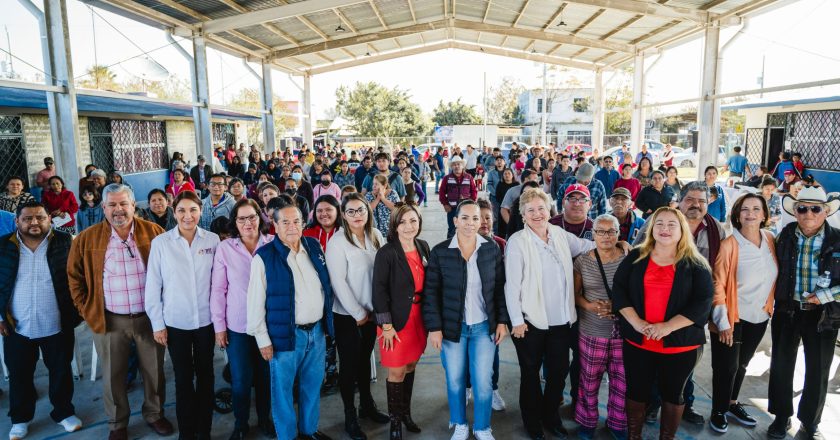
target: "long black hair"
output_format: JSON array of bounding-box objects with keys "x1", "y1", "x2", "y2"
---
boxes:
[{"x1": 307, "y1": 194, "x2": 341, "y2": 229}]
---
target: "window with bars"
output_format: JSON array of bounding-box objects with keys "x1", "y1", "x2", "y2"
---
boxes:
[
  {"x1": 0, "y1": 116, "x2": 29, "y2": 189},
  {"x1": 88, "y1": 118, "x2": 168, "y2": 174},
  {"x1": 784, "y1": 110, "x2": 840, "y2": 171}
]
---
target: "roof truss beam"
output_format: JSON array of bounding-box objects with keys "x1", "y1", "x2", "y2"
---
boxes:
[
  {"x1": 453, "y1": 19, "x2": 634, "y2": 53},
  {"x1": 202, "y1": 0, "x2": 368, "y2": 34},
  {"x1": 562, "y1": 0, "x2": 708, "y2": 23},
  {"x1": 305, "y1": 40, "x2": 608, "y2": 75}
]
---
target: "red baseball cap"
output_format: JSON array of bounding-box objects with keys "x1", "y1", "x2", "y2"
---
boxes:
[{"x1": 564, "y1": 183, "x2": 591, "y2": 198}]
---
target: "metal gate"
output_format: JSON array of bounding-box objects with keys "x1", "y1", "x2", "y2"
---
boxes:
[
  {"x1": 89, "y1": 118, "x2": 168, "y2": 173},
  {"x1": 88, "y1": 117, "x2": 115, "y2": 172},
  {"x1": 744, "y1": 128, "x2": 766, "y2": 170},
  {"x1": 212, "y1": 123, "x2": 235, "y2": 146},
  {"x1": 0, "y1": 116, "x2": 30, "y2": 189}
]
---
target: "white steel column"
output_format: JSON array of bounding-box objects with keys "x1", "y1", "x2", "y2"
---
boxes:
[
  {"x1": 260, "y1": 62, "x2": 276, "y2": 152},
  {"x1": 303, "y1": 74, "x2": 313, "y2": 147},
  {"x1": 540, "y1": 63, "x2": 548, "y2": 146},
  {"x1": 697, "y1": 20, "x2": 721, "y2": 169},
  {"x1": 41, "y1": 0, "x2": 81, "y2": 188},
  {"x1": 630, "y1": 52, "x2": 645, "y2": 157},
  {"x1": 192, "y1": 34, "x2": 214, "y2": 161},
  {"x1": 592, "y1": 69, "x2": 605, "y2": 154}
]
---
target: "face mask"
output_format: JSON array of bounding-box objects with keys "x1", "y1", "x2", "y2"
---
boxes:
[
  {"x1": 285, "y1": 188, "x2": 296, "y2": 195},
  {"x1": 291, "y1": 172, "x2": 302, "y2": 180},
  {"x1": 322, "y1": 180, "x2": 331, "y2": 186}
]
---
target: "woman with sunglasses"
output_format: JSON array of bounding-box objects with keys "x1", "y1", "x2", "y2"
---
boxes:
[
  {"x1": 325, "y1": 193, "x2": 388, "y2": 440},
  {"x1": 210, "y1": 199, "x2": 274, "y2": 439}
]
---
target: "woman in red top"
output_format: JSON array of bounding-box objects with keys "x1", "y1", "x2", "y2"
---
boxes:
[
  {"x1": 302, "y1": 195, "x2": 340, "y2": 250},
  {"x1": 42, "y1": 176, "x2": 79, "y2": 234},
  {"x1": 372, "y1": 204, "x2": 430, "y2": 439},
  {"x1": 614, "y1": 164, "x2": 641, "y2": 201},
  {"x1": 611, "y1": 207, "x2": 713, "y2": 440},
  {"x1": 167, "y1": 169, "x2": 195, "y2": 198}
]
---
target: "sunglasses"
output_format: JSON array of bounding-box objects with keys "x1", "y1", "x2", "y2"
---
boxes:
[{"x1": 796, "y1": 205, "x2": 823, "y2": 214}]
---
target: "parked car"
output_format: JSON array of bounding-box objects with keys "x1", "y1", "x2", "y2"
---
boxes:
[
  {"x1": 564, "y1": 143, "x2": 593, "y2": 157},
  {"x1": 500, "y1": 141, "x2": 531, "y2": 160},
  {"x1": 672, "y1": 146, "x2": 727, "y2": 168}
]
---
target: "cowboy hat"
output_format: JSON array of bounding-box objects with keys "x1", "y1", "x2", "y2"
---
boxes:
[{"x1": 781, "y1": 186, "x2": 840, "y2": 216}]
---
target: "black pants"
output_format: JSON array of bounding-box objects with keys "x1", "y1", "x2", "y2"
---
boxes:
[
  {"x1": 768, "y1": 307, "x2": 838, "y2": 427},
  {"x1": 711, "y1": 320, "x2": 768, "y2": 412},
  {"x1": 5, "y1": 329, "x2": 75, "y2": 424},
  {"x1": 567, "y1": 322, "x2": 580, "y2": 402},
  {"x1": 334, "y1": 314, "x2": 377, "y2": 411},
  {"x1": 167, "y1": 325, "x2": 215, "y2": 437},
  {"x1": 511, "y1": 321, "x2": 572, "y2": 435},
  {"x1": 623, "y1": 341, "x2": 701, "y2": 405}
]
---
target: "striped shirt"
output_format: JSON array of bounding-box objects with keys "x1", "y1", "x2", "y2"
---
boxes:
[
  {"x1": 9, "y1": 233, "x2": 60, "y2": 339},
  {"x1": 103, "y1": 226, "x2": 147, "y2": 314},
  {"x1": 573, "y1": 252, "x2": 624, "y2": 338}
]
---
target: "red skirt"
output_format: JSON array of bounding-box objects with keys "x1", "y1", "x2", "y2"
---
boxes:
[{"x1": 378, "y1": 296, "x2": 427, "y2": 368}]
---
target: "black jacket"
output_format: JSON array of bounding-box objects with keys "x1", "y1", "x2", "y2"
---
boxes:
[
  {"x1": 635, "y1": 185, "x2": 675, "y2": 219},
  {"x1": 611, "y1": 248, "x2": 713, "y2": 348},
  {"x1": 422, "y1": 237, "x2": 509, "y2": 341},
  {"x1": 190, "y1": 164, "x2": 213, "y2": 187},
  {"x1": 0, "y1": 230, "x2": 82, "y2": 332},
  {"x1": 774, "y1": 222, "x2": 840, "y2": 318},
  {"x1": 372, "y1": 239, "x2": 431, "y2": 332}
]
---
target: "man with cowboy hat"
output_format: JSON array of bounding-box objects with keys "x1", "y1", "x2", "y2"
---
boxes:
[
  {"x1": 767, "y1": 185, "x2": 840, "y2": 440},
  {"x1": 438, "y1": 155, "x2": 477, "y2": 238}
]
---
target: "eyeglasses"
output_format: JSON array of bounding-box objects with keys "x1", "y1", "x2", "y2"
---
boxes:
[
  {"x1": 121, "y1": 240, "x2": 135, "y2": 259},
  {"x1": 593, "y1": 229, "x2": 619, "y2": 237},
  {"x1": 796, "y1": 205, "x2": 824, "y2": 215},
  {"x1": 345, "y1": 207, "x2": 368, "y2": 217},
  {"x1": 565, "y1": 197, "x2": 590, "y2": 205},
  {"x1": 236, "y1": 214, "x2": 259, "y2": 224}
]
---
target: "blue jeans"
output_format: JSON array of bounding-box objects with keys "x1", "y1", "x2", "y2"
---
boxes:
[
  {"x1": 441, "y1": 320, "x2": 496, "y2": 431},
  {"x1": 435, "y1": 172, "x2": 442, "y2": 193},
  {"x1": 269, "y1": 323, "x2": 326, "y2": 440},
  {"x1": 465, "y1": 346, "x2": 500, "y2": 390},
  {"x1": 227, "y1": 330, "x2": 271, "y2": 430},
  {"x1": 446, "y1": 209, "x2": 457, "y2": 238}
]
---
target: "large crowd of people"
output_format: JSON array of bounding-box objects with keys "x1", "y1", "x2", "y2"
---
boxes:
[{"x1": 0, "y1": 140, "x2": 836, "y2": 440}]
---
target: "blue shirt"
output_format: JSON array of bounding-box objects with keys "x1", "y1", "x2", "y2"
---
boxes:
[
  {"x1": 707, "y1": 184, "x2": 727, "y2": 222},
  {"x1": 594, "y1": 168, "x2": 620, "y2": 198},
  {"x1": 0, "y1": 211, "x2": 15, "y2": 236},
  {"x1": 727, "y1": 155, "x2": 748, "y2": 174}
]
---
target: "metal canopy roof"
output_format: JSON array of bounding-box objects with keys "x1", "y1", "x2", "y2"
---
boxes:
[{"x1": 86, "y1": 0, "x2": 783, "y2": 75}]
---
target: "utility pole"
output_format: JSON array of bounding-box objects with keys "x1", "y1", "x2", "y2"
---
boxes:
[{"x1": 482, "y1": 71, "x2": 487, "y2": 149}]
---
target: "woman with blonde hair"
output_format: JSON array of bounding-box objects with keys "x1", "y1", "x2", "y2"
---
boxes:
[{"x1": 611, "y1": 206, "x2": 713, "y2": 440}]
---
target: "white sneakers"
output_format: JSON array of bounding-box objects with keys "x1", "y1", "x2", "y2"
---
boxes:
[
  {"x1": 491, "y1": 390, "x2": 506, "y2": 411},
  {"x1": 8, "y1": 416, "x2": 82, "y2": 439},
  {"x1": 450, "y1": 424, "x2": 470, "y2": 440},
  {"x1": 58, "y1": 415, "x2": 83, "y2": 433},
  {"x1": 8, "y1": 423, "x2": 28, "y2": 440},
  {"x1": 474, "y1": 428, "x2": 496, "y2": 440}
]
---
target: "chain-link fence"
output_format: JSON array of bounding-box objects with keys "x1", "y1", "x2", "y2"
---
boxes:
[{"x1": 0, "y1": 116, "x2": 29, "y2": 189}]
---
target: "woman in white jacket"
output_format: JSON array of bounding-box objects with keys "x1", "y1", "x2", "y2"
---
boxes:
[{"x1": 325, "y1": 193, "x2": 388, "y2": 439}]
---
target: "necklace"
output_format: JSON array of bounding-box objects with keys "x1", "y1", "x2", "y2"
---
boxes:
[{"x1": 559, "y1": 217, "x2": 587, "y2": 238}]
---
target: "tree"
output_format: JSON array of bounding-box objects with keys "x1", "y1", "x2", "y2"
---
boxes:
[
  {"x1": 76, "y1": 65, "x2": 121, "y2": 91},
  {"x1": 605, "y1": 76, "x2": 633, "y2": 135},
  {"x1": 486, "y1": 76, "x2": 524, "y2": 124},
  {"x1": 432, "y1": 98, "x2": 482, "y2": 126},
  {"x1": 122, "y1": 75, "x2": 192, "y2": 101},
  {"x1": 335, "y1": 82, "x2": 430, "y2": 144}
]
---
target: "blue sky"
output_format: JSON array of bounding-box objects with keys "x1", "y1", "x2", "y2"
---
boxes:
[{"x1": 2, "y1": 0, "x2": 839, "y2": 120}]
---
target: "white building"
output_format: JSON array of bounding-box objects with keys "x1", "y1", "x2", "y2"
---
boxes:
[{"x1": 518, "y1": 88, "x2": 594, "y2": 143}]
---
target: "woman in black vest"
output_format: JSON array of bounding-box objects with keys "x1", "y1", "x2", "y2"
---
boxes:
[
  {"x1": 423, "y1": 200, "x2": 508, "y2": 440},
  {"x1": 372, "y1": 204, "x2": 430, "y2": 440}
]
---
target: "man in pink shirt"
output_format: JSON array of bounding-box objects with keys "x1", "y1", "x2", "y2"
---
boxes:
[{"x1": 35, "y1": 157, "x2": 56, "y2": 192}]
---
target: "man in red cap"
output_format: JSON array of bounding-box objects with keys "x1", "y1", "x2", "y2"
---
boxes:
[
  {"x1": 779, "y1": 169, "x2": 800, "y2": 194},
  {"x1": 550, "y1": 184, "x2": 594, "y2": 240}
]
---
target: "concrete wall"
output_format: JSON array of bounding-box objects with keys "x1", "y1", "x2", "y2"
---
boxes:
[
  {"x1": 20, "y1": 114, "x2": 91, "y2": 187},
  {"x1": 165, "y1": 120, "x2": 197, "y2": 165}
]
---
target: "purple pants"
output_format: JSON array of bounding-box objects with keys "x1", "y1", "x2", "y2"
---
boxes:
[{"x1": 575, "y1": 332, "x2": 627, "y2": 431}]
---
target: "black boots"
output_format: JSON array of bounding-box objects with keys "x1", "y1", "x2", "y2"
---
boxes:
[
  {"x1": 386, "y1": 381, "x2": 404, "y2": 440},
  {"x1": 401, "y1": 372, "x2": 421, "y2": 433},
  {"x1": 344, "y1": 408, "x2": 367, "y2": 440},
  {"x1": 358, "y1": 397, "x2": 389, "y2": 424}
]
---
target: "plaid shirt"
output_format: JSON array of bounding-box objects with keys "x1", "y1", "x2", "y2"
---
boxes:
[
  {"x1": 103, "y1": 226, "x2": 147, "y2": 314},
  {"x1": 795, "y1": 225, "x2": 840, "y2": 303},
  {"x1": 559, "y1": 176, "x2": 607, "y2": 219}
]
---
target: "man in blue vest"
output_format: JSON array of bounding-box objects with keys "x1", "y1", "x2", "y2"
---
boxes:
[{"x1": 247, "y1": 203, "x2": 335, "y2": 440}]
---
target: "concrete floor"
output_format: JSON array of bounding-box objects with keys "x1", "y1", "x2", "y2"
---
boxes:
[{"x1": 2, "y1": 191, "x2": 840, "y2": 440}]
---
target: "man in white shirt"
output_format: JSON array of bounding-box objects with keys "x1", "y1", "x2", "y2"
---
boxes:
[
  {"x1": 247, "y1": 204, "x2": 334, "y2": 440},
  {"x1": 464, "y1": 144, "x2": 481, "y2": 177}
]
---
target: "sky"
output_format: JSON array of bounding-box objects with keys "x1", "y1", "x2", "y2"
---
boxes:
[{"x1": 2, "y1": 0, "x2": 839, "y2": 123}]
